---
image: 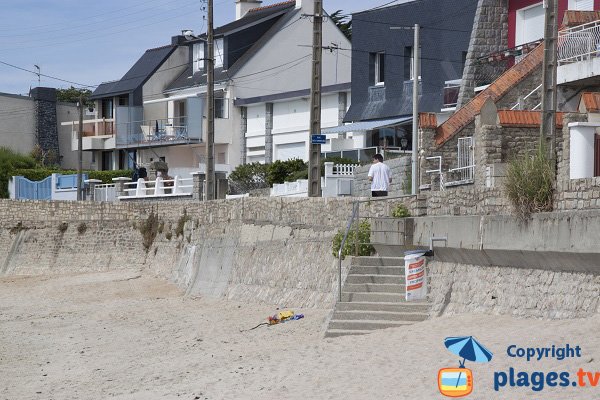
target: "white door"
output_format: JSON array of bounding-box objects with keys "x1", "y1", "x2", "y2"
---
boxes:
[
  {"x1": 569, "y1": 0, "x2": 594, "y2": 10},
  {"x1": 276, "y1": 142, "x2": 306, "y2": 161},
  {"x1": 516, "y1": 3, "x2": 544, "y2": 46}
]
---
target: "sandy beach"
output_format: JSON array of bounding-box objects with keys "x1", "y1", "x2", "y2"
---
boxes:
[{"x1": 1, "y1": 271, "x2": 599, "y2": 400}]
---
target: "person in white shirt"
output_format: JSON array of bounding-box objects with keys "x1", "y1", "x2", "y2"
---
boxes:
[{"x1": 368, "y1": 153, "x2": 392, "y2": 197}]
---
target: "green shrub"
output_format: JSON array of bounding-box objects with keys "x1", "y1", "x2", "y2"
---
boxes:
[
  {"x1": 0, "y1": 147, "x2": 37, "y2": 198},
  {"x1": 332, "y1": 220, "x2": 374, "y2": 259},
  {"x1": 77, "y1": 223, "x2": 87, "y2": 235},
  {"x1": 175, "y1": 209, "x2": 191, "y2": 238},
  {"x1": 267, "y1": 158, "x2": 307, "y2": 185},
  {"x1": 228, "y1": 162, "x2": 269, "y2": 194},
  {"x1": 285, "y1": 169, "x2": 308, "y2": 182},
  {"x1": 391, "y1": 203, "x2": 411, "y2": 218},
  {"x1": 139, "y1": 211, "x2": 159, "y2": 251},
  {"x1": 504, "y1": 142, "x2": 554, "y2": 219}
]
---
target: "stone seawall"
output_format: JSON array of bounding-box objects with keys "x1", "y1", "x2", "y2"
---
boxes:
[
  {"x1": 0, "y1": 198, "x2": 357, "y2": 308},
  {"x1": 429, "y1": 261, "x2": 600, "y2": 319}
]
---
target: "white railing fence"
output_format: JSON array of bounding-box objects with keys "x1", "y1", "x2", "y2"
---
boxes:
[
  {"x1": 425, "y1": 137, "x2": 475, "y2": 190},
  {"x1": 558, "y1": 20, "x2": 600, "y2": 65},
  {"x1": 121, "y1": 176, "x2": 194, "y2": 199}
]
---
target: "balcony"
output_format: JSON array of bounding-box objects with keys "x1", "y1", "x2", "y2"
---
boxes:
[
  {"x1": 62, "y1": 118, "x2": 116, "y2": 151},
  {"x1": 473, "y1": 40, "x2": 542, "y2": 89},
  {"x1": 116, "y1": 117, "x2": 201, "y2": 149},
  {"x1": 558, "y1": 20, "x2": 600, "y2": 85}
]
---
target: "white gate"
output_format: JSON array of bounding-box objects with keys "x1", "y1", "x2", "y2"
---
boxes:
[{"x1": 457, "y1": 137, "x2": 474, "y2": 181}]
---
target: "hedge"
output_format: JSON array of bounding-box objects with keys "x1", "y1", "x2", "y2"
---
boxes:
[{"x1": 12, "y1": 169, "x2": 133, "y2": 184}]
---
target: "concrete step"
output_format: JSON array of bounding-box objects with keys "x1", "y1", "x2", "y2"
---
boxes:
[
  {"x1": 345, "y1": 274, "x2": 404, "y2": 284},
  {"x1": 354, "y1": 256, "x2": 405, "y2": 266},
  {"x1": 343, "y1": 283, "x2": 405, "y2": 294},
  {"x1": 333, "y1": 310, "x2": 428, "y2": 322},
  {"x1": 349, "y1": 266, "x2": 405, "y2": 276},
  {"x1": 341, "y1": 292, "x2": 407, "y2": 303},
  {"x1": 335, "y1": 301, "x2": 431, "y2": 313},
  {"x1": 328, "y1": 319, "x2": 415, "y2": 331},
  {"x1": 324, "y1": 329, "x2": 374, "y2": 338}
]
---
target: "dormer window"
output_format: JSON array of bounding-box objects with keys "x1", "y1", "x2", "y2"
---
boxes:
[
  {"x1": 215, "y1": 38, "x2": 224, "y2": 68},
  {"x1": 193, "y1": 42, "x2": 205, "y2": 73}
]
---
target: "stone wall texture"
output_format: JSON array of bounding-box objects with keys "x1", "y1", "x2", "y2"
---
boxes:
[
  {"x1": 353, "y1": 156, "x2": 411, "y2": 197},
  {"x1": 429, "y1": 261, "x2": 600, "y2": 319}
]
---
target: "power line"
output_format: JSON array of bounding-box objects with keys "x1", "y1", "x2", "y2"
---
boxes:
[{"x1": 0, "y1": 60, "x2": 96, "y2": 88}]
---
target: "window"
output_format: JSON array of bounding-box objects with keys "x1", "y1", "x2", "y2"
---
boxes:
[
  {"x1": 569, "y1": 0, "x2": 593, "y2": 10},
  {"x1": 193, "y1": 42, "x2": 205, "y2": 73},
  {"x1": 101, "y1": 98, "x2": 113, "y2": 119},
  {"x1": 373, "y1": 52, "x2": 385, "y2": 85},
  {"x1": 215, "y1": 98, "x2": 229, "y2": 119},
  {"x1": 215, "y1": 38, "x2": 224, "y2": 68},
  {"x1": 515, "y1": 3, "x2": 544, "y2": 46},
  {"x1": 118, "y1": 95, "x2": 128, "y2": 106}
]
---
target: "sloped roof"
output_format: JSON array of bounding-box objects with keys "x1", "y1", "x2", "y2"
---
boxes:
[
  {"x1": 165, "y1": 1, "x2": 297, "y2": 92},
  {"x1": 497, "y1": 110, "x2": 565, "y2": 128},
  {"x1": 435, "y1": 43, "x2": 544, "y2": 146},
  {"x1": 580, "y1": 92, "x2": 600, "y2": 113},
  {"x1": 91, "y1": 45, "x2": 176, "y2": 99},
  {"x1": 561, "y1": 10, "x2": 600, "y2": 28}
]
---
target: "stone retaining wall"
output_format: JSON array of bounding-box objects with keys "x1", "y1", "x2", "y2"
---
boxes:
[
  {"x1": 353, "y1": 156, "x2": 411, "y2": 197},
  {"x1": 429, "y1": 261, "x2": 600, "y2": 319}
]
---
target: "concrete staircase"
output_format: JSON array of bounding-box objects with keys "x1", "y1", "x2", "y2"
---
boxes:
[{"x1": 325, "y1": 256, "x2": 430, "y2": 338}]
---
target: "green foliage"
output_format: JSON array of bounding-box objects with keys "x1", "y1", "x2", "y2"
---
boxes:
[
  {"x1": 285, "y1": 169, "x2": 308, "y2": 182},
  {"x1": 77, "y1": 222, "x2": 87, "y2": 235},
  {"x1": 58, "y1": 222, "x2": 68, "y2": 233},
  {"x1": 330, "y1": 10, "x2": 352, "y2": 39},
  {"x1": 56, "y1": 86, "x2": 92, "y2": 104},
  {"x1": 391, "y1": 203, "x2": 411, "y2": 218},
  {"x1": 228, "y1": 162, "x2": 269, "y2": 194},
  {"x1": 0, "y1": 147, "x2": 37, "y2": 198},
  {"x1": 12, "y1": 169, "x2": 132, "y2": 184},
  {"x1": 504, "y1": 142, "x2": 555, "y2": 219},
  {"x1": 30, "y1": 144, "x2": 59, "y2": 167},
  {"x1": 175, "y1": 209, "x2": 191, "y2": 238},
  {"x1": 139, "y1": 211, "x2": 159, "y2": 251},
  {"x1": 332, "y1": 220, "x2": 374, "y2": 259},
  {"x1": 267, "y1": 158, "x2": 308, "y2": 185}
]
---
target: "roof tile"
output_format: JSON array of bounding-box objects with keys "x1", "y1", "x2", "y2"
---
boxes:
[
  {"x1": 561, "y1": 10, "x2": 600, "y2": 28},
  {"x1": 419, "y1": 113, "x2": 437, "y2": 129},
  {"x1": 497, "y1": 110, "x2": 565, "y2": 128},
  {"x1": 580, "y1": 92, "x2": 600, "y2": 113}
]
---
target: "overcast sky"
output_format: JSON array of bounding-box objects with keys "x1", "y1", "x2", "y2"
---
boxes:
[{"x1": 0, "y1": 0, "x2": 392, "y2": 96}]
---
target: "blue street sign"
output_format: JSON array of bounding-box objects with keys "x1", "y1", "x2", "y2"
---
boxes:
[{"x1": 311, "y1": 134, "x2": 326, "y2": 144}]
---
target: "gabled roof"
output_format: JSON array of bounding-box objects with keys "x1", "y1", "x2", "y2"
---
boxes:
[
  {"x1": 165, "y1": 1, "x2": 297, "y2": 93},
  {"x1": 580, "y1": 92, "x2": 600, "y2": 113},
  {"x1": 435, "y1": 43, "x2": 544, "y2": 146},
  {"x1": 90, "y1": 45, "x2": 176, "y2": 99}
]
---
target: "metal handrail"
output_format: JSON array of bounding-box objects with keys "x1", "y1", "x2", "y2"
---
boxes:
[
  {"x1": 337, "y1": 202, "x2": 358, "y2": 300},
  {"x1": 336, "y1": 195, "x2": 415, "y2": 300}
]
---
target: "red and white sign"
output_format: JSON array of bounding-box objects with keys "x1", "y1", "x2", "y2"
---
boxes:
[{"x1": 404, "y1": 252, "x2": 427, "y2": 301}]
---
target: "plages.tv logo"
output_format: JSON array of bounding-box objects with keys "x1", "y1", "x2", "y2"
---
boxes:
[{"x1": 438, "y1": 336, "x2": 493, "y2": 397}]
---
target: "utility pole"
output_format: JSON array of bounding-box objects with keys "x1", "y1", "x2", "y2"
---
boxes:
[
  {"x1": 411, "y1": 23, "x2": 420, "y2": 195},
  {"x1": 391, "y1": 24, "x2": 420, "y2": 195},
  {"x1": 308, "y1": 0, "x2": 323, "y2": 197},
  {"x1": 205, "y1": 0, "x2": 215, "y2": 201},
  {"x1": 540, "y1": 0, "x2": 558, "y2": 156},
  {"x1": 77, "y1": 93, "x2": 83, "y2": 201}
]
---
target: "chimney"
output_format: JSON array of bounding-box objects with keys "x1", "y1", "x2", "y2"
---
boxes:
[{"x1": 236, "y1": 0, "x2": 262, "y2": 20}]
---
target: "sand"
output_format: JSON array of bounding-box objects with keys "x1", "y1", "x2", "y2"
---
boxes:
[{"x1": 1, "y1": 271, "x2": 599, "y2": 400}]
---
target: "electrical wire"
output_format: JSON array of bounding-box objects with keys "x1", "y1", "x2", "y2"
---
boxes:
[{"x1": 0, "y1": 60, "x2": 96, "y2": 88}]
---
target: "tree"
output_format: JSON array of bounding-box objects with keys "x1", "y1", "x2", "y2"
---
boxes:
[
  {"x1": 56, "y1": 86, "x2": 92, "y2": 104},
  {"x1": 330, "y1": 10, "x2": 352, "y2": 40}
]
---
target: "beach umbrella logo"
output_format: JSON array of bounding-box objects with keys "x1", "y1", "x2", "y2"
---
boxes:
[{"x1": 438, "y1": 336, "x2": 493, "y2": 398}]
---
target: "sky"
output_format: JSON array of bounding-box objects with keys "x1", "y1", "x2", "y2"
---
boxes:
[{"x1": 0, "y1": 0, "x2": 391, "y2": 96}]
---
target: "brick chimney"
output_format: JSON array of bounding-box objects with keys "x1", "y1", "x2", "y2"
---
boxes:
[{"x1": 236, "y1": 0, "x2": 262, "y2": 20}]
